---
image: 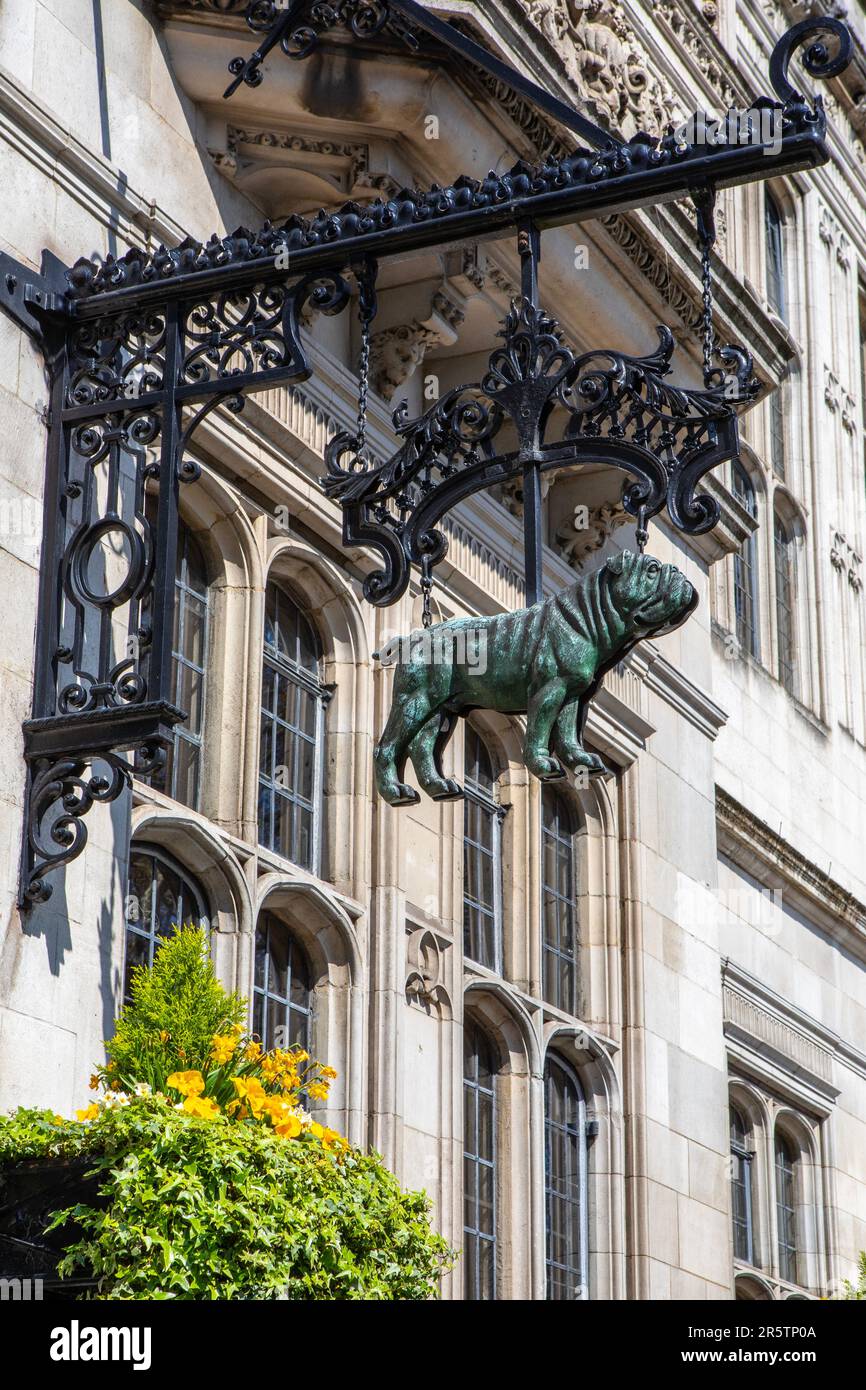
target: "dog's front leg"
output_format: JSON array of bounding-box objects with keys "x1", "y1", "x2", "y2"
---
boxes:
[
  {"x1": 553, "y1": 696, "x2": 607, "y2": 775},
  {"x1": 524, "y1": 680, "x2": 568, "y2": 780}
]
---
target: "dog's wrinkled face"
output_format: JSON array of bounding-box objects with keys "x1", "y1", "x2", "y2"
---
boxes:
[{"x1": 605, "y1": 550, "x2": 698, "y2": 636}]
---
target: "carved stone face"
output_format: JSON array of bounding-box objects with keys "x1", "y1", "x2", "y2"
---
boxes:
[{"x1": 605, "y1": 550, "x2": 698, "y2": 637}]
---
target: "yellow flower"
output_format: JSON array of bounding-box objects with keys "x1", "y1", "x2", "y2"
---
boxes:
[
  {"x1": 293, "y1": 1050, "x2": 310, "y2": 1065},
  {"x1": 320, "y1": 1066, "x2": 338, "y2": 1080},
  {"x1": 166, "y1": 1069, "x2": 205, "y2": 1098},
  {"x1": 274, "y1": 1113, "x2": 303, "y2": 1139},
  {"x1": 309, "y1": 1121, "x2": 325, "y2": 1140},
  {"x1": 88, "y1": 1074, "x2": 100, "y2": 1091},
  {"x1": 230, "y1": 1022, "x2": 244, "y2": 1036},
  {"x1": 321, "y1": 1127, "x2": 348, "y2": 1152},
  {"x1": 210, "y1": 1034, "x2": 238, "y2": 1065},
  {"x1": 159, "y1": 1030, "x2": 169, "y2": 1043},
  {"x1": 182, "y1": 1095, "x2": 220, "y2": 1120},
  {"x1": 306, "y1": 1081, "x2": 330, "y2": 1102},
  {"x1": 76, "y1": 1103, "x2": 100, "y2": 1122},
  {"x1": 232, "y1": 1076, "x2": 267, "y2": 1117},
  {"x1": 50, "y1": 1114, "x2": 65, "y2": 1126},
  {"x1": 244, "y1": 1041, "x2": 262, "y2": 1062}
]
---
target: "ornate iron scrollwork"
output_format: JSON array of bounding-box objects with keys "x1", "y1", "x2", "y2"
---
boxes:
[
  {"x1": 323, "y1": 298, "x2": 759, "y2": 607},
  {"x1": 18, "y1": 267, "x2": 352, "y2": 903},
  {"x1": 23, "y1": 742, "x2": 166, "y2": 906}
]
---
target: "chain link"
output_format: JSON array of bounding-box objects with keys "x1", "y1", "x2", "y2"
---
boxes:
[
  {"x1": 420, "y1": 554, "x2": 433, "y2": 630},
  {"x1": 694, "y1": 189, "x2": 717, "y2": 387},
  {"x1": 700, "y1": 235, "x2": 715, "y2": 386},
  {"x1": 355, "y1": 261, "x2": 377, "y2": 464},
  {"x1": 635, "y1": 505, "x2": 649, "y2": 553}
]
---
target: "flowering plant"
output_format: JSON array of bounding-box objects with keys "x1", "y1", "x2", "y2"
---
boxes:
[{"x1": 83, "y1": 928, "x2": 347, "y2": 1153}]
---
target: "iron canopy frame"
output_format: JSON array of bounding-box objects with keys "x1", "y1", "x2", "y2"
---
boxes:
[{"x1": 0, "y1": 4, "x2": 852, "y2": 902}]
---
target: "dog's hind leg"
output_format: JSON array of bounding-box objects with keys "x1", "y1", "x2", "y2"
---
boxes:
[{"x1": 408, "y1": 710, "x2": 462, "y2": 801}]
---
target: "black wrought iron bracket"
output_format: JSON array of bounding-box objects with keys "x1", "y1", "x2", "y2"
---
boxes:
[{"x1": 0, "y1": 8, "x2": 852, "y2": 903}]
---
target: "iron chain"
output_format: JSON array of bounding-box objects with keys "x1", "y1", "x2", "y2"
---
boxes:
[
  {"x1": 355, "y1": 261, "x2": 377, "y2": 465},
  {"x1": 693, "y1": 188, "x2": 717, "y2": 387},
  {"x1": 420, "y1": 554, "x2": 434, "y2": 630},
  {"x1": 700, "y1": 235, "x2": 715, "y2": 386}
]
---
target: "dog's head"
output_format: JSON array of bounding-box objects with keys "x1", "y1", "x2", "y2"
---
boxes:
[{"x1": 603, "y1": 550, "x2": 698, "y2": 637}]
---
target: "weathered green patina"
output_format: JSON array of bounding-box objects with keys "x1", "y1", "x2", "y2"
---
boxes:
[{"x1": 374, "y1": 550, "x2": 697, "y2": 805}]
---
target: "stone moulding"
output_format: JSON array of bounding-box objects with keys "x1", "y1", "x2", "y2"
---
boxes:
[
  {"x1": 716, "y1": 786, "x2": 866, "y2": 961},
  {"x1": 722, "y1": 963, "x2": 840, "y2": 1103}
]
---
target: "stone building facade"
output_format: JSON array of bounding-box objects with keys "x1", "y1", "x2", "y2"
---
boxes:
[{"x1": 2, "y1": 0, "x2": 866, "y2": 1300}]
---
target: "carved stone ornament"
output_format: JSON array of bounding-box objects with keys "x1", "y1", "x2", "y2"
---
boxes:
[
  {"x1": 519, "y1": 0, "x2": 682, "y2": 135},
  {"x1": 556, "y1": 500, "x2": 630, "y2": 568},
  {"x1": 369, "y1": 290, "x2": 465, "y2": 400}
]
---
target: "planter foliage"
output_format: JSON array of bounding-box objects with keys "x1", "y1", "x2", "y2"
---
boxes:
[{"x1": 0, "y1": 929, "x2": 450, "y2": 1299}]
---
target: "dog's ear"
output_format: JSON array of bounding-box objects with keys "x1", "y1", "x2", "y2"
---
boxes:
[{"x1": 605, "y1": 550, "x2": 628, "y2": 576}]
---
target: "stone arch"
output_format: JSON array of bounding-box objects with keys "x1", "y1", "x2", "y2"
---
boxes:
[
  {"x1": 462, "y1": 981, "x2": 539, "y2": 1299},
  {"x1": 128, "y1": 804, "x2": 253, "y2": 995},
  {"x1": 542, "y1": 1025, "x2": 626, "y2": 1301}
]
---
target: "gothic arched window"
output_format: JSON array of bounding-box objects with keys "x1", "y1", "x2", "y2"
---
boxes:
[
  {"x1": 143, "y1": 519, "x2": 210, "y2": 810},
  {"x1": 732, "y1": 461, "x2": 760, "y2": 659},
  {"x1": 765, "y1": 191, "x2": 786, "y2": 320},
  {"x1": 731, "y1": 1105, "x2": 755, "y2": 1265},
  {"x1": 252, "y1": 912, "x2": 313, "y2": 1052},
  {"x1": 774, "y1": 511, "x2": 797, "y2": 696},
  {"x1": 542, "y1": 787, "x2": 579, "y2": 1015},
  {"x1": 463, "y1": 1020, "x2": 498, "y2": 1300},
  {"x1": 258, "y1": 583, "x2": 326, "y2": 874},
  {"x1": 775, "y1": 1131, "x2": 799, "y2": 1284},
  {"x1": 544, "y1": 1055, "x2": 588, "y2": 1300},
  {"x1": 124, "y1": 848, "x2": 208, "y2": 1000},
  {"x1": 463, "y1": 728, "x2": 503, "y2": 971}
]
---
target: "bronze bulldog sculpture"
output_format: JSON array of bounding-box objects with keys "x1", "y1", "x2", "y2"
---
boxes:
[{"x1": 374, "y1": 550, "x2": 698, "y2": 806}]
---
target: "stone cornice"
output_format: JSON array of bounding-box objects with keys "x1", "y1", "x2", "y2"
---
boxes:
[
  {"x1": 722, "y1": 959, "x2": 846, "y2": 1105},
  {"x1": 716, "y1": 786, "x2": 866, "y2": 961}
]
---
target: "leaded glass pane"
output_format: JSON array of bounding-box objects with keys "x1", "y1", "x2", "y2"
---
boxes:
[
  {"x1": 463, "y1": 1022, "x2": 497, "y2": 1300},
  {"x1": 544, "y1": 1057, "x2": 586, "y2": 1300}
]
